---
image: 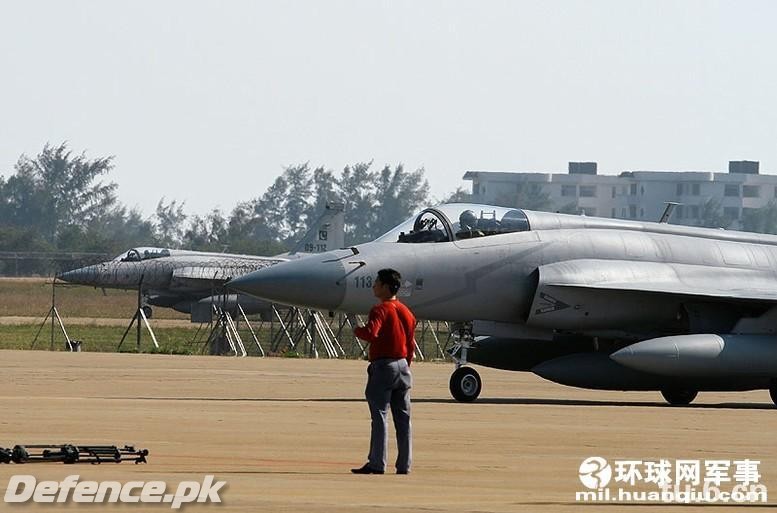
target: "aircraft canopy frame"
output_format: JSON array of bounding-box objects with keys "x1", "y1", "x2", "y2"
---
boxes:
[{"x1": 375, "y1": 203, "x2": 531, "y2": 244}]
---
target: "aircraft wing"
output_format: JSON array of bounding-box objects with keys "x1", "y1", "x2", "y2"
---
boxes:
[{"x1": 526, "y1": 259, "x2": 777, "y2": 330}]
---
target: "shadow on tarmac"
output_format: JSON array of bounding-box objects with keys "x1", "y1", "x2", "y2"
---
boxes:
[{"x1": 99, "y1": 396, "x2": 776, "y2": 410}]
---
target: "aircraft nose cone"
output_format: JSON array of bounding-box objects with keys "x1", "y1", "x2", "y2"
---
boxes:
[
  {"x1": 228, "y1": 256, "x2": 347, "y2": 311},
  {"x1": 58, "y1": 266, "x2": 93, "y2": 285}
]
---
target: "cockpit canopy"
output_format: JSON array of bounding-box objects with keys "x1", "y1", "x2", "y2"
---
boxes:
[
  {"x1": 114, "y1": 247, "x2": 172, "y2": 262},
  {"x1": 375, "y1": 203, "x2": 531, "y2": 243}
]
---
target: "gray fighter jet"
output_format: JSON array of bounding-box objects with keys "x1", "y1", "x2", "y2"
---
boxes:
[
  {"x1": 59, "y1": 203, "x2": 345, "y2": 321},
  {"x1": 229, "y1": 202, "x2": 777, "y2": 406}
]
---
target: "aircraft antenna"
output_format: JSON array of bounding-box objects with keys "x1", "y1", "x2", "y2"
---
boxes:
[{"x1": 659, "y1": 202, "x2": 680, "y2": 224}]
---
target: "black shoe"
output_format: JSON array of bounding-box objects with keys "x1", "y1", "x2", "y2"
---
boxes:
[
  {"x1": 396, "y1": 469, "x2": 409, "y2": 475},
  {"x1": 351, "y1": 463, "x2": 384, "y2": 474}
]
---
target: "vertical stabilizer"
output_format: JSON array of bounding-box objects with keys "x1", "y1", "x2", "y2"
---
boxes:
[{"x1": 289, "y1": 202, "x2": 346, "y2": 255}]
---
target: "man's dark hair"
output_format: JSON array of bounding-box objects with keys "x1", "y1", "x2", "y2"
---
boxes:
[{"x1": 377, "y1": 268, "x2": 402, "y2": 295}]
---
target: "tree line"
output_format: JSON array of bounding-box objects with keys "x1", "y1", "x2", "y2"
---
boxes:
[
  {"x1": 10, "y1": 142, "x2": 770, "y2": 276},
  {"x1": 0, "y1": 143, "x2": 438, "y2": 274}
]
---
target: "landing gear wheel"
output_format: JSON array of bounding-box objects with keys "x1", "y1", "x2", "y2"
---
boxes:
[
  {"x1": 661, "y1": 389, "x2": 697, "y2": 406},
  {"x1": 769, "y1": 381, "x2": 777, "y2": 406},
  {"x1": 141, "y1": 305, "x2": 153, "y2": 319},
  {"x1": 450, "y1": 367, "x2": 482, "y2": 402}
]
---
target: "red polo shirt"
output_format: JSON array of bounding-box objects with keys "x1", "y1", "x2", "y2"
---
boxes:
[{"x1": 354, "y1": 299, "x2": 417, "y2": 364}]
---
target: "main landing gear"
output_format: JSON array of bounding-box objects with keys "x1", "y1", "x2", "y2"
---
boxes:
[
  {"x1": 448, "y1": 323, "x2": 482, "y2": 402},
  {"x1": 663, "y1": 382, "x2": 777, "y2": 407},
  {"x1": 660, "y1": 388, "x2": 698, "y2": 406}
]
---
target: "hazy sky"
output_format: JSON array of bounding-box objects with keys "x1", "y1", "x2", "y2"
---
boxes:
[{"x1": 1, "y1": 0, "x2": 775, "y2": 216}]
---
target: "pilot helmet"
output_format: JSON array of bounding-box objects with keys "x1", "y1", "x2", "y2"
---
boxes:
[{"x1": 459, "y1": 210, "x2": 478, "y2": 229}]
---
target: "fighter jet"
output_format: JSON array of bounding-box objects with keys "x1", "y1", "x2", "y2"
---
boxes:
[
  {"x1": 229, "y1": 202, "x2": 777, "y2": 406},
  {"x1": 59, "y1": 203, "x2": 345, "y2": 321}
]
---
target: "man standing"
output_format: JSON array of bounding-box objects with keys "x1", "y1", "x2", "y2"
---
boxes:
[{"x1": 351, "y1": 268, "x2": 416, "y2": 475}]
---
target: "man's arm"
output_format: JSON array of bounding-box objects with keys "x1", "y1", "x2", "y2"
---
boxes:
[
  {"x1": 353, "y1": 305, "x2": 386, "y2": 343},
  {"x1": 405, "y1": 318, "x2": 417, "y2": 365}
]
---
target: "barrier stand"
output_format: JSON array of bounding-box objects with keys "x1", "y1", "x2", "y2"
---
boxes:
[
  {"x1": 30, "y1": 277, "x2": 74, "y2": 351},
  {"x1": 116, "y1": 276, "x2": 159, "y2": 352}
]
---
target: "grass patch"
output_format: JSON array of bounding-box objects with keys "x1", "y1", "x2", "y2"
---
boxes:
[
  {"x1": 0, "y1": 278, "x2": 187, "y2": 319},
  {"x1": 1, "y1": 324, "x2": 203, "y2": 353}
]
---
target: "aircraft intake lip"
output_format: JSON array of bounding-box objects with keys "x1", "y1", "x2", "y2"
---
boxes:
[{"x1": 227, "y1": 255, "x2": 347, "y2": 311}]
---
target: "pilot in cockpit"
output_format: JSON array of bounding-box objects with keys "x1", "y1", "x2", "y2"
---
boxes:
[{"x1": 456, "y1": 210, "x2": 485, "y2": 239}]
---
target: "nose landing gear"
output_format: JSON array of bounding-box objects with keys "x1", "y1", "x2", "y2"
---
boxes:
[
  {"x1": 448, "y1": 322, "x2": 482, "y2": 402},
  {"x1": 450, "y1": 366, "x2": 482, "y2": 402}
]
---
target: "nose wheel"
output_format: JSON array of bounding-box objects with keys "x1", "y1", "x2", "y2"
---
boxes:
[
  {"x1": 450, "y1": 367, "x2": 482, "y2": 402},
  {"x1": 447, "y1": 322, "x2": 481, "y2": 402}
]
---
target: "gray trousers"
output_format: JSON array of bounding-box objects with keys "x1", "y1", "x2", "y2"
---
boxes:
[{"x1": 365, "y1": 358, "x2": 412, "y2": 472}]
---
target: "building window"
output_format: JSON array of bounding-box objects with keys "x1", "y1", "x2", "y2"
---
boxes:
[
  {"x1": 723, "y1": 207, "x2": 740, "y2": 219},
  {"x1": 621, "y1": 208, "x2": 627, "y2": 217},
  {"x1": 676, "y1": 205, "x2": 684, "y2": 219},
  {"x1": 691, "y1": 183, "x2": 700, "y2": 195},
  {"x1": 581, "y1": 207, "x2": 597, "y2": 216},
  {"x1": 561, "y1": 185, "x2": 577, "y2": 197},
  {"x1": 743, "y1": 185, "x2": 760, "y2": 198},
  {"x1": 689, "y1": 205, "x2": 699, "y2": 218},
  {"x1": 676, "y1": 183, "x2": 684, "y2": 196},
  {"x1": 629, "y1": 205, "x2": 637, "y2": 218},
  {"x1": 611, "y1": 187, "x2": 616, "y2": 199},
  {"x1": 579, "y1": 185, "x2": 597, "y2": 197},
  {"x1": 611, "y1": 208, "x2": 616, "y2": 217},
  {"x1": 629, "y1": 184, "x2": 637, "y2": 196},
  {"x1": 724, "y1": 184, "x2": 740, "y2": 197},
  {"x1": 640, "y1": 208, "x2": 644, "y2": 218},
  {"x1": 640, "y1": 186, "x2": 645, "y2": 195}
]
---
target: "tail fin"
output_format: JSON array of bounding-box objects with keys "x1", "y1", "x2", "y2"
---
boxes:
[{"x1": 288, "y1": 202, "x2": 345, "y2": 255}]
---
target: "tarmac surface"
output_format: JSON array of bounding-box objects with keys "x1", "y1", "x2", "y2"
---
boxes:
[{"x1": 1, "y1": 350, "x2": 775, "y2": 512}]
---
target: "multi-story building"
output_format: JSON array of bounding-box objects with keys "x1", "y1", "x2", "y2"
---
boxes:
[{"x1": 463, "y1": 161, "x2": 776, "y2": 227}]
